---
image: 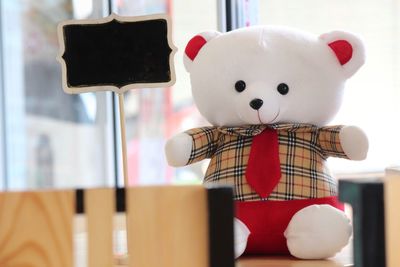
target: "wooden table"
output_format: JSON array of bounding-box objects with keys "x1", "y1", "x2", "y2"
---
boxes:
[
  {"x1": 114, "y1": 243, "x2": 353, "y2": 267},
  {"x1": 115, "y1": 254, "x2": 352, "y2": 267},
  {"x1": 238, "y1": 257, "x2": 351, "y2": 267},
  {"x1": 110, "y1": 213, "x2": 353, "y2": 267},
  {"x1": 237, "y1": 243, "x2": 352, "y2": 267}
]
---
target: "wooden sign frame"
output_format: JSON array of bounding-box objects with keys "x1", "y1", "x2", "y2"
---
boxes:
[{"x1": 57, "y1": 13, "x2": 177, "y2": 95}]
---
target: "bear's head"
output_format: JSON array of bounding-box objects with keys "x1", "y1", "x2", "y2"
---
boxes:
[{"x1": 183, "y1": 26, "x2": 365, "y2": 127}]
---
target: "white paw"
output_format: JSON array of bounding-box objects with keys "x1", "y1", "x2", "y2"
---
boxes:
[
  {"x1": 234, "y1": 218, "x2": 250, "y2": 258},
  {"x1": 164, "y1": 133, "x2": 193, "y2": 167},
  {"x1": 339, "y1": 125, "x2": 368, "y2": 160},
  {"x1": 284, "y1": 205, "x2": 352, "y2": 259}
]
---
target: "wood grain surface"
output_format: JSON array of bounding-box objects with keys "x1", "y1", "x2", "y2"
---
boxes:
[
  {"x1": 127, "y1": 186, "x2": 209, "y2": 267},
  {"x1": 86, "y1": 188, "x2": 114, "y2": 267},
  {"x1": 385, "y1": 167, "x2": 400, "y2": 267},
  {"x1": 0, "y1": 190, "x2": 74, "y2": 267}
]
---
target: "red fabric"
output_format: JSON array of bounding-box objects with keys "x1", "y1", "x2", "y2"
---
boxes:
[
  {"x1": 328, "y1": 40, "x2": 353, "y2": 65},
  {"x1": 245, "y1": 128, "x2": 281, "y2": 198},
  {"x1": 185, "y1": 35, "x2": 207, "y2": 61},
  {"x1": 236, "y1": 196, "x2": 344, "y2": 255}
]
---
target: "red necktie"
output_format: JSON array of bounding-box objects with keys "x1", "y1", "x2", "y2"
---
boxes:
[{"x1": 245, "y1": 128, "x2": 281, "y2": 198}]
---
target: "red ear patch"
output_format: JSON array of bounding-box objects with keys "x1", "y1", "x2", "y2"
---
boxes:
[
  {"x1": 328, "y1": 40, "x2": 353, "y2": 65},
  {"x1": 185, "y1": 35, "x2": 207, "y2": 61}
]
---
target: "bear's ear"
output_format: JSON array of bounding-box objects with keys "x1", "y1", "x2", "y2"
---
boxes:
[
  {"x1": 183, "y1": 31, "x2": 221, "y2": 72},
  {"x1": 319, "y1": 31, "x2": 366, "y2": 78}
]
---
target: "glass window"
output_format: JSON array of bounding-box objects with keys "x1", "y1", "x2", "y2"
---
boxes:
[
  {"x1": 112, "y1": 0, "x2": 218, "y2": 186},
  {"x1": 0, "y1": 0, "x2": 115, "y2": 189},
  {"x1": 258, "y1": 0, "x2": 400, "y2": 175}
]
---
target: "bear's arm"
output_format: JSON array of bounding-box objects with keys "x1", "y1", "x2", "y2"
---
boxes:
[
  {"x1": 317, "y1": 126, "x2": 349, "y2": 159},
  {"x1": 317, "y1": 125, "x2": 369, "y2": 160},
  {"x1": 165, "y1": 127, "x2": 220, "y2": 167},
  {"x1": 185, "y1": 127, "x2": 220, "y2": 164}
]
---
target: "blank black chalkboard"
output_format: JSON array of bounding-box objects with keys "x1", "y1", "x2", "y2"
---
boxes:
[{"x1": 58, "y1": 14, "x2": 176, "y2": 94}]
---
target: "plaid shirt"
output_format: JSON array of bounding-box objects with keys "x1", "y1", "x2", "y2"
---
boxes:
[{"x1": 185, "y1": 123, "x2": 348, "y2": 201}]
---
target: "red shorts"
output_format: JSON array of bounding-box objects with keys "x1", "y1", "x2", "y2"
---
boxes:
[{"x1": 235, "y1": 196, "x2": 344, "y2": 255}]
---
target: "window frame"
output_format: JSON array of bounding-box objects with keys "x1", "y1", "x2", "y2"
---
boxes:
[{"x1": 0, "y1": 1, "x2": 6, "y2": 189}]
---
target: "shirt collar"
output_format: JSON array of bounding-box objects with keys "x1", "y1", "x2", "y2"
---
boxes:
[{"x1": 217, "y1": 123, "x2": 318, "y2": 137}]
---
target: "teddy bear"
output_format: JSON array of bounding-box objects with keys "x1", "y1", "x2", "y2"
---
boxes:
[{"x1": 165, "y1": 25, "x2": 368, "y2": 259}]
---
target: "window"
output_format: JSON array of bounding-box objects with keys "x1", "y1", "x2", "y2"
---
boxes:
[
  {"x1": 112, "y1": 0, "x2": 218, "y2": 186},
  {"x1": 258, "y1": 0, "x2": 400, "y2": 175},
  {"x1": 1, "y1": 0, "x2": 391, "y2": 191},
  {"x1": 0, "y1": 1, "x2": 115, "y2": 189},
  {"x1": 0, "y1": 0, "x2": 220, "y2": 189}
]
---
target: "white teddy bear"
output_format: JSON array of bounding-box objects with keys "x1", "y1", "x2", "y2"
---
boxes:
[{"x1": 165, "y1": 26, "x2": 368, "y2": 259}]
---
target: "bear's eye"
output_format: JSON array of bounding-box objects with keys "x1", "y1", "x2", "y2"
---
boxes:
[
  {"x1": 235, "y1": 80, "x2": 246, "y2": 93},
  {"x1": 277, "y1": 83, "x2": 289, "y2": 95}
]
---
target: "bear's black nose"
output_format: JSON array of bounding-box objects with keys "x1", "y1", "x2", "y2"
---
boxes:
[{"x1": 250, "y1": 98, "x2": 263, "y2": 110}]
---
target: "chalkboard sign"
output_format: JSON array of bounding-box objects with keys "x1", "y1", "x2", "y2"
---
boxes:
[{"x1": 57, "y1": 13, "x2": 176, "y2": 94}]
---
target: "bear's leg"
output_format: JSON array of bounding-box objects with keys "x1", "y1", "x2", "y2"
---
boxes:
[
  {"x1": 234, "y1": 217, "x2": 251, "y2": 258},
  {"x1": 284, "y1": 204, "x2": 352, "y2": 259}
]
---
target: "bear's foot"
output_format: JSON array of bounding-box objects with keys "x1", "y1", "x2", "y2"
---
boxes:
[
  {"x1": 234, "y1": 218, "x2": 250, "y2": 258},
  {"x1": 284, "y1": 204, "x2": 352, "y2": 259}
]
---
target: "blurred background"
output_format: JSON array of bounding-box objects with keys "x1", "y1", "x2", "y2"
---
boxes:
[{"x1": 0, "y1": 0, "x2": 399, "y2": 190}]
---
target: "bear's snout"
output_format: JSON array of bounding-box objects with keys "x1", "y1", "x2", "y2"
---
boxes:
[{"x1": 250, "y1": 98, "x2": 263, "y2": 110}]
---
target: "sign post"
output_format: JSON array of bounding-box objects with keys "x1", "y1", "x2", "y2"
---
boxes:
[{"x1": 57, "y1": 13, "x2": 177, "y2": 187}]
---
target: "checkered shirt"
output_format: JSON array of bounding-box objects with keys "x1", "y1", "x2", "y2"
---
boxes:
[{"x1": 185, "y1": 123, "x2": 348, "y2": 201}]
